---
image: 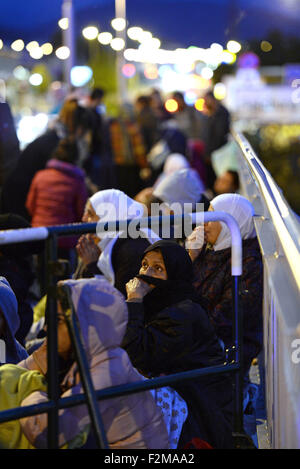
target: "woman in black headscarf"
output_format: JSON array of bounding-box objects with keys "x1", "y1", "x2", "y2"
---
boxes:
[{"x1": 121, "y1": 240, "x2": 234, "y2": 449}]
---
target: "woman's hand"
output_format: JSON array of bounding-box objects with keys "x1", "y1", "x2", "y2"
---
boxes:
[
  {"x1": 126, "y1": 277, "x2": 153, "y2": 302},
  {"x1": 76, "y1": 234, "x2": 101, "y2": 266}
]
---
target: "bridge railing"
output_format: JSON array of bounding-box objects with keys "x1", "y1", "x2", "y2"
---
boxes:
[{"x1": 232, "y1": 129, "x2": 300, "y2": 449}]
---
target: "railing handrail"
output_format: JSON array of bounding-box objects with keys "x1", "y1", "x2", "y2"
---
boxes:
[
  {"x1": 232, "y1": 129, "x2": 300, "y2": 291},
  {"x1": 0, "y1": 212, "x2": 243, "y2": 276}
]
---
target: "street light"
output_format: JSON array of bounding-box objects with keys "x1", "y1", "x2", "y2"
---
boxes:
[
  {"x1": 111, "y1": 17, "x2": 126, "y2": 32},
  {"x1": 115, "y1": 0, "x2": 127, "y2": 103},
  {"x1": 62, "y1": 0, "x2": 75, "y2": 85},
  {"x1": 82, "y1": 26, "x2": 99, "y2": 40}
]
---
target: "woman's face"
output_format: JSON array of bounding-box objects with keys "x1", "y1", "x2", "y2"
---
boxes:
[
  {"x1": 82, "y1": 200, "x2": 101, "y2": 243},
  {"x1": 82, "y1": 201, "x2": 99, "y2": 223},
  {"x1": 204, "y1": 205, "x2": 222, "y2": 245},
  {"x1": 139, "y1": 250, "x2": 168, "y2": 281}
]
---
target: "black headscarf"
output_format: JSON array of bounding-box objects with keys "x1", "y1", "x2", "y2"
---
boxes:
[{"x1": 136, "y1": 240, "x2": 196, "y2": 316}]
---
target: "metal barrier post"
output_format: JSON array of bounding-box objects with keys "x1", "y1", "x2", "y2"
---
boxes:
[
  {"x1": 46, "y1": 233, "x2": 59, "y2": 449},
  {"x1": 63, "y1": 285, "x2": 109, "y2": 449}
]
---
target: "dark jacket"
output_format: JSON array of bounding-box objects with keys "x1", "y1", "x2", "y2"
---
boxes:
[
  {"x1": 203, "y1": 104, "x2": 230, "y2": 158},
  {"x1": 192, "y1": 237, "x2": 263, "y2": 373},
  {"x1": 1, "y1": 130, "x2": 60, "y2": 220},
  {"x1": 122, "y1": 298, "x2": 234, "y2": 449}
]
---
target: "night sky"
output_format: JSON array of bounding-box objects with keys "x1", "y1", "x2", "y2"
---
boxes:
[{"x1": 0, "y1": 0, "x2": 300, "y2": 48}]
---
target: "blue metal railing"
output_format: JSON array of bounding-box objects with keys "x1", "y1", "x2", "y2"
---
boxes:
[{"x1": 0, "y1": 212, "x2": 244, "y2": 449}]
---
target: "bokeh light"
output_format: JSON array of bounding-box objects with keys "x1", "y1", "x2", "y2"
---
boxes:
[
  {"x1": 165, "y1": 98, "x2": 179, "y2": 113},
  {"x1": 82, "y1": 26, "x2": 99, "y2": 40}
]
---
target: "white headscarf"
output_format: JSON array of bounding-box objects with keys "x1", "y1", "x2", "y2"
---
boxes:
[
  {"x1": 89, "y1": 189, "x2": 160, "y2": 284},
  {"x1": 163, "y1": 153, "x2": 190, "y2": 175},
  {"x1": 153, "y1": 168, "x2": 205, "y2": 209},
  {"x1": 210, "y1": 193, "x2": 256, "y2": 251}
]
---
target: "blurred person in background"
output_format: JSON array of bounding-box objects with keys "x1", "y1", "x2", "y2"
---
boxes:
[
  {"x1": 201, "y1": 91, "x2": 231, "y2": 191},
  {"x1": 0, "y1": 102, "x2": 20, "y2": 191},
  {"x1": 26, "y1": 138, "x2": 89, "y2": 261},
  {"x1": 0, "y1": 214, "x2": 44, "y2": 347},
  {"x1": 81, "y1": 88, "x2": 115, "y2": 191},
  {"x1": 213, "y1": 170, "x2": 240, "y2": 196},
  {"x1": 171, "y1": 91, "x2": 205, "y2": 141},
  {"x1": 134, "y1": 95, "x2": 160, "y2": 153},
  {"x1": 0, "y1": 276, "x2": 28, "y2": 365},
  {"x1": 107, "y1": 104, "x2": 148, "y2": 198},
  {"x1": 0, "y1": 99, "x2": 92, "y2": 221}
]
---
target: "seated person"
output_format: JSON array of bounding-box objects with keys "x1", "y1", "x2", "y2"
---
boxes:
[
  {"x1": 122, "y1": 240, "x2": 234, "y2": 449},
  {"x1": 188, "y1": 193, "x2": 263, "y2": 378},
  {"x1": 74, "y1": 189, "x2": 159, "y2": 296},
  {"x1": 16, "y1": 277, "x2": 170, "y2": 449},
  {"x1": 213, "y1": 170, "x2": 240, "y2": 196},
  {"x1": 0, "y1": 277, "x2": 28, "y2": 365}
]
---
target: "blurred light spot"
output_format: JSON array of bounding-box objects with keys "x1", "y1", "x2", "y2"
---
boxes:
[
  {"x1": 58, "y1": 17, "x2": 69, "y2": 30},
  {"x1": 11, "y1": 39, "x2": 24, "y2": 52},
  {"x1": 26, "y1": 41, "x2": 39, "y2": 52},
  {"x1": 41, "y1": 43, "x2": 53, "y2": 55},
  {"x1": 144, "y1": 64, "x2": 158, "y2": 80},
  {"x1": 227, "y1": 40, "x2": 242, "y2": 54},
  {"x1": 70, "y1": 66, "x2": 93, "y2": 87},
  {"x1": 122, "y1": 63, "x2": 136, "y2": 78},
  {"x1": 29, "y1": 73, "x2": 43, "y2": 86},
  {"x1": 111, "y1": 18, "x2": 126, "y2": 32},
  {"x1": 110, "y1": 37, "x2": 125, "y2": 51},
  {"x1": 30, "y1": 47, "x2": 43, "y2": 59},
  {"x1": 55, "y1": 46, "x2": 70, "y2": 60},
  {"x1": 201, "y1": 67, "x2": 214, "y2": 80},
  {"x1": 221, "y1": 50, "x2": 236, "y2": 64},
  {"x1": 195, "y1": 98, "x2": 205, "y2": 112},
  {"x1": 165, "y1": 98, "x2": 178, "y2": 113},
  {"x1": 82, "y1": 26, "x2": 99, "y2": 40},
  {"x1": 127, "y1": 27, "x2": 143, "y2": 41},
  {"x1": 13, "y1": 66, "x2": 30, "y2": 80},
  {"x1": 98, "y1": 32, "x2": 113, "y2": 45},
  {"x1": 213, "y1": 83, "x2": 226, "y2": 100},
  {"x1": 184, "y1": 91, "x2": 197, "y2": 105},
  {"x1": 261, "y1": 41, "x2": 272, "y2": 52}
]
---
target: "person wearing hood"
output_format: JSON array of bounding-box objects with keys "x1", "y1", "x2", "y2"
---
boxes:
[
  {"x1": 17, "y1": 277, "x2": 170, "y2": 449},
  {"x1": 75, "y1": 189, "x2": 160, "y2": 296},
  {"x1": 26, "y1": 137, "x2": 89, "y2": 254},
  {"x1": 0, "y1": 277, "x2": 28, "y2": 365},
  {"x1": 134, "y1": 153, "x2": 190, "y2": 208},
  {"x1": 122, "y1": 240, "x2": 234, "y2": 449},
  {"x1": 187, "y1": 193, "x2": 263, "y2": 377}
]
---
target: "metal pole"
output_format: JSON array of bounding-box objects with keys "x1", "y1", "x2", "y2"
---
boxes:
[
  {"x1": 232, "y1": 275, "x2": 244, "y2": 435},
  {"x1": 115, "y1": 0, "x2": 127, "y2": 103},
  {"x1": 62, "y1": 0, "x2": 75, "y2": 85},
  {"x1": 46, "y1": 234, "x2": 59, "y2": 449}
]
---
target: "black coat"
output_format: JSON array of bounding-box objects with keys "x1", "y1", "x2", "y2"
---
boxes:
[
  {"x1": 193, "y1": 237, "x2": 263, "y2": 374},
  {"x1": 0, "y1": 130, "x2": 60, "y2": 220},
  {"x1": 122, "y1": 298, "x2": 234, "y2": 449}
]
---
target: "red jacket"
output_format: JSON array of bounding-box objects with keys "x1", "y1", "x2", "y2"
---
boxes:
[{"x1": 26, "y1": 159, "x2": 88, "y2": 248}]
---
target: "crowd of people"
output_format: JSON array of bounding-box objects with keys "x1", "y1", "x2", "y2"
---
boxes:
[{"x1": 0, "y1": 86, "x2": 263, "y2": 450}]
